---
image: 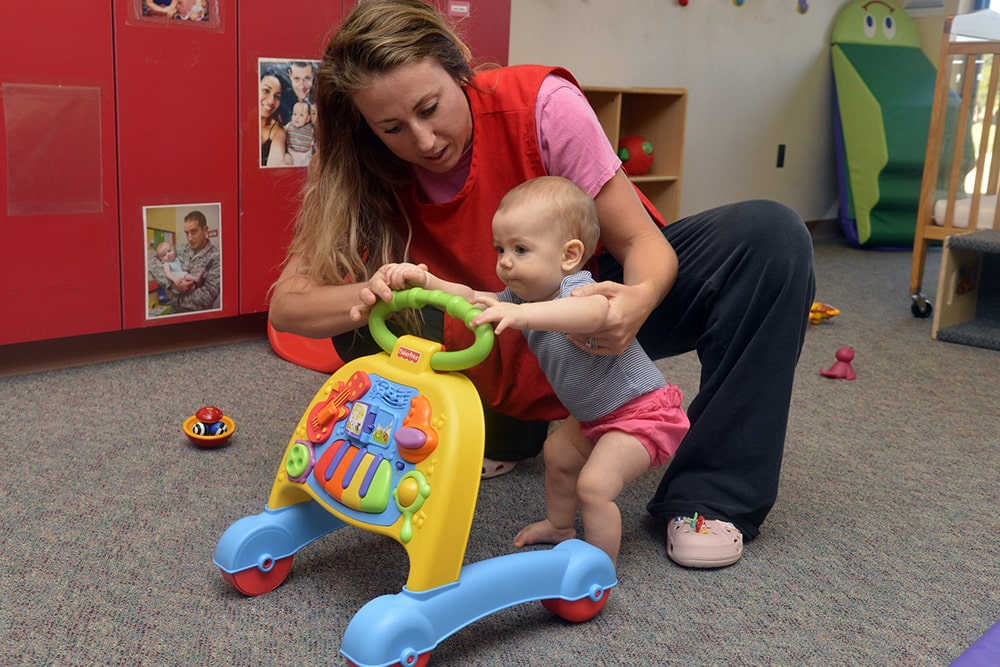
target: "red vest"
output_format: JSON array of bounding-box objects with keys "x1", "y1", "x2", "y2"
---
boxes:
[{"x1": 397, "y1": 65, "x2": 572, "y2": 421}]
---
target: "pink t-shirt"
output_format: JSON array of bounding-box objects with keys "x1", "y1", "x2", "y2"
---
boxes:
[{"x1": 413, "y1": 74, "x2": 621, "y2": 204}]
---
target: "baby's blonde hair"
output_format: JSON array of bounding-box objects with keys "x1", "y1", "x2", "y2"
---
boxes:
[{"x1": 496, "y1": 176, "x2": 600, "y2": 262}]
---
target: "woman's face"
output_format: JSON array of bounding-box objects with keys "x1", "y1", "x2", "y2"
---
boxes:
[
  {"x1": 259, "y1": 74, "x2": 282, "y2": 122},
  {"x1": 352, "y1": 59, "x2": 472, "y2": 174}
]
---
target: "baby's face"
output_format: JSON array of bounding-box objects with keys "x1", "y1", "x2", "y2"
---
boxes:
[
  {"x1": 491, "y1": 203, "x2": 571, "y2": 302},
  {"x1": 292, "y1": 104, "x2": 309, "y2": 127},
  {"x1": 157, "y1": 245, "x2": 176, "y2": 261}
]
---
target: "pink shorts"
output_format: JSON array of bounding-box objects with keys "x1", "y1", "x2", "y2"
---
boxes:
[{"x1": 579, "y1": 384, "x2": 689, "y2": 467}]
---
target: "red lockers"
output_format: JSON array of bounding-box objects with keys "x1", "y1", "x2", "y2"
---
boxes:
[
  {"x1": 434, "y1": 0, "x2": 511, "y2": 68},
  {"x1": 237, "y1": 1, "x2": 344, "y2": 314},
  {"x1": 340, "y1": 0, "x2": 510, "y2": 68},
  {"x1": 115, "y1": 1, "x2": 240, "y2": 329},
  {"x1": 0, "y1": 4, "x2": 122, "y2": 345},
  {"x1": 0, "y1": 0, "x2": 510, "y2": 347}
]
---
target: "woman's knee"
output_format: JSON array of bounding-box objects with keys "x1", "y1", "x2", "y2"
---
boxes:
[
  {"x1": 722, "y1": 200, "x2": 814, "y2": 282},
  {"x1": 669, "y1": 199, "x2": 812, "y2": 273},
  {"x1": 731, "y1": 200, "x2": 810, "y2": 251}
]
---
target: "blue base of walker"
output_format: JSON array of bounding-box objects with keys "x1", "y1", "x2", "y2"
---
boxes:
[
  {"x1": 340, "y1": 538, "x2": 617, "y2": 667},
  {"x1": 214, "y1": 505, "x2": 616, "y2": 667}
]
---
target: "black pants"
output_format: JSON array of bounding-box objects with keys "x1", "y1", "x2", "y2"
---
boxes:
[{"x1": 623, "y1": 200, "x2": 815, "y2": 540}]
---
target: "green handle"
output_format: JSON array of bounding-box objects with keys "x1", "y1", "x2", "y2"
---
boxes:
[{"x1": 368, "y1": 288, "x2": 495, "y2": 371}]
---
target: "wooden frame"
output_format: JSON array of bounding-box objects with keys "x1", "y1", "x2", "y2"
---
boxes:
[{"x1": 911, "y1": 10, "x2": 1000, "y2": 315}]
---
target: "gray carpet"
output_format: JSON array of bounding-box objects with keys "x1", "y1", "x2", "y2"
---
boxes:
[{"x1": 2, "y1": 239, "x2": 998, "y2": 666}]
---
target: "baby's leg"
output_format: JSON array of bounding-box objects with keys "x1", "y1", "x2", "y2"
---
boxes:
[
  {"x1": 576, "y1": 431, "x2": 652, "y2": 565},
  {"x1": 514, "y1": 419, "x2": 589, "y2": 548}
]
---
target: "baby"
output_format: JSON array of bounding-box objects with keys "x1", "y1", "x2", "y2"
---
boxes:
[
  {"x1": 284, "y1": 101, "x2": 315, "y2": 167},
  {"x1": 155, "y1": 241, "x2": 203, "y2": 288},
  {"x1": 181, "y1": 0, "x2": 206, "y2": 20},
  {"x1": 364, "y1": 176, "x2": 689, "y2": 565}
]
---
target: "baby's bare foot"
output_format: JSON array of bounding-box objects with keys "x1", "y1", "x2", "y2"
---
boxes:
[{"x1": 514, "y1": 519, "x2": 576, "y2": 548}]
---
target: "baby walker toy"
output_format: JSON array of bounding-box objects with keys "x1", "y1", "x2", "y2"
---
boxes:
[{"x1": 213, "y1": 288, "x2": 617, "y2": 667}]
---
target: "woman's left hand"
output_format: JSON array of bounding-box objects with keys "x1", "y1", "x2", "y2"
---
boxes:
[
  {"x1": 348, "y1": 263, "x2": 430, "y2": 322},
  {"x1": 567, "y1": 280, "x2": 653, "y2": 354},
  {"x1": 349, "y1": 271, "x2": 393, "y2": 322}
]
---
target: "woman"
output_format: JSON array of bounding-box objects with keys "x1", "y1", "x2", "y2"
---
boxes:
[
  {"x1": 144, "y1": 0, "x2": 178, "y2": 17},
  {"x1": 259, "y1": 67, "x2": 290, "y2": 168},
  {"x1": 269, "y1": 0, "x2": 816, "y2": 568}
]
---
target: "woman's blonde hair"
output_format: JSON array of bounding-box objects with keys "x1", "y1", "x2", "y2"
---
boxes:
[{"x1": 281, "y1": 0, "x2": 475, "y2": 290}]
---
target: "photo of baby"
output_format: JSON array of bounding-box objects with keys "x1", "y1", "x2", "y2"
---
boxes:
[{"x1": 144, "y1": 203, "x2": 223, "y2": 319}]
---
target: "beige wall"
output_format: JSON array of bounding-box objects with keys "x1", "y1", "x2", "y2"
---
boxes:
[{"x1": 508, "y1": 0, "x2": 972, "y2": 222}]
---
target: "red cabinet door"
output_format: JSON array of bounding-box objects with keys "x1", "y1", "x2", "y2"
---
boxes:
[
  {"x1": 340, "y1": 0, "x2": 510, "y2": 67},
  {"x1": 0, "y1": 4, "x2": 121, "y2": 344},
  {"x1": 237, "y1": 2, "x2": 343, "y2": 314},
  {"x1": 115, "y1": 1, "x2": 239, "y2": 328},
  {"x1": 433, "y1": 0, "x2": 511, "y2": 67}
]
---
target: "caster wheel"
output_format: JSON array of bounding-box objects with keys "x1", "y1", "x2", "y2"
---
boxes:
[
  {"x1": 910, "y1": 293, "x2": 933, "y2": 318},
  {"x1": 347, "y1": 653, "x2": 429, "y2": 667},
  {"x1": 541, "y1": 588, "x2": 610, "y2": 623},
  {"x1": 221, "y1": 555, "x2": 293, "y2": 596}
]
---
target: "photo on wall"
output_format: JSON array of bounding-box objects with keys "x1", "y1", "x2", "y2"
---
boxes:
[
  {"x1": 144, "y1": 203, "x2": 223, "y2": 320},
  {"x1": 258, "y1": 57, "x2": 320, "y2": 169},
  {"x1": 133, "y1": 0, "x2": 221, "y2": 27}
]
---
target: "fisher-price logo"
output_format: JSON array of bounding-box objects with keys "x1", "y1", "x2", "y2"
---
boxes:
[{"x1": 397, "y1": 347, "x2": 421, "y2": 364}]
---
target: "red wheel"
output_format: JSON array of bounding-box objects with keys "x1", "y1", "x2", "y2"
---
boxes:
[
  {"x1": 346, "y1": 653, "x2": 429, "y2": 667},
  {"x1": 541, "y1": 588, "x2": 611, "y2": 623},
  {"x1": 220, "y1": 555, "x2": 293, "y2": 596}
]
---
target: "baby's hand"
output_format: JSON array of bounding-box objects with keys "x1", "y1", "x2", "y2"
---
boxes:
[
  {"x1": 382, "y1": 262, "x2": 429, "y2": 289},
  {"x1": 350, "y1": 262, "x2": 429, "y2": 322},
  {"x1": 471, "y1": 298, "x2": 524, "y2": 336}
]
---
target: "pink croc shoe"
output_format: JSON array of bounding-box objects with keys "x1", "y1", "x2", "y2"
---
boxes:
[
  {"x1": 481, "y1": 457, "x2": 517, "y2": 479},
  {"x1": 667, "y1": 514, "x2": 744, "y2": 568}
]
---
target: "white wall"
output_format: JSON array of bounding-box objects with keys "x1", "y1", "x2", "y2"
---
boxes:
[{"x1": 508, "y1": 0, "x2": 910, "y2": 222}]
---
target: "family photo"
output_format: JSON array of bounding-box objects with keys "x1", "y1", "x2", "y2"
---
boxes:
[
  {"x1": 144, "y1": 203, "x2": 222, "y2": 319},
  {"x1": 258, "y1": 58, "x2": 319, "y2": 168},
  {"x1": 140, "y1": 0, "x2": 212, "y2": 22}
]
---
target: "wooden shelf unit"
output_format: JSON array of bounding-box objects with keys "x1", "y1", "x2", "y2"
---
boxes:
[{"x1": 582, "y1": 86, "x2": 687, "y2": 223}]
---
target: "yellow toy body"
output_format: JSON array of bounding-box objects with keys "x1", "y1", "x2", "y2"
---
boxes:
[{"x1": 266, "y1": 333, "x2": 483, "y2": 592}]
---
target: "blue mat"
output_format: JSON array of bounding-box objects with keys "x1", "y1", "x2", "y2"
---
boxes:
[{"x1": 951, "y1": 620, "x2": 1000, "y2": 666}]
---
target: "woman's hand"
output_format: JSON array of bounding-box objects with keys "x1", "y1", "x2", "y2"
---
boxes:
[
  {"x1": 348, "y1": 262, "x2": 429, "y2": 322},
  {"x1": 579, "y1": 169, "x2": 677, "y2": 355},
  {"x1": 567, "y1": 281, "x2": 656, "y2": 354}
]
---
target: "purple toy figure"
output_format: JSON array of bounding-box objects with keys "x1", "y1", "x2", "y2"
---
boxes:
[{"x1": 820, "y1": 347, "x2": 855, "y2": 380}]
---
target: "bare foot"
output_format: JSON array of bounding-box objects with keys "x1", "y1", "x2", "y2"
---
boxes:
[{"x1": 514, "y1": 519, "x2": 576, "y2": 548}]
